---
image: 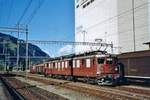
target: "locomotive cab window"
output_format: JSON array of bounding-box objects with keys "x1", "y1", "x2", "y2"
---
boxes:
[
  {"x1": 97, "y1": 58, "x2": 105, "y2": 64},
  {"x1": 106, "y1": 58, "x2": 113, "y2": 64}
]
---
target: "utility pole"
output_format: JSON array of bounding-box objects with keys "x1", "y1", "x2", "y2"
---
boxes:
[
  {"x1": 0, "y1": 26, "x2": 27, "y2": 72},
  {"x1": 17, "y1": 24, "x2": 20, "y2": 71},
  {"x1": 82, "y1": 30, "x2": 86, "y2": 42},
  {"x1": 111, "y1": 42, "x2": 113, "y2": 54},
  {"x1": 132, "y1": 0, "x2": 136, "y2": 51},
  {"x1": 2, "y1": 40, "x2": 5, "y2": 54},
  {"x1": 25, "y1": 25, "x2": 28, "y2": 80}
]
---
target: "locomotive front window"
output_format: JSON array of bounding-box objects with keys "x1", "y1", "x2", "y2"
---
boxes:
[
  {"x1": 97, "y1": 58, "x2": 105, "y2": 64},
  {"x1": 106, "y1": 58, "x2": 113, "y2": 64}
]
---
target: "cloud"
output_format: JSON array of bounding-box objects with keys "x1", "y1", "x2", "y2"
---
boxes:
[
  {"x1": 58, "y1": 45, "x2": 74, "y2": 56},
  {"x1": 43, "y1": 49, "x2": 50, "y2": 56}
]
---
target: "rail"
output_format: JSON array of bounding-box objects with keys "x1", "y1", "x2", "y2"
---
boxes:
[{"x1": 0, "y1": 76, "x2": 25, "y2": 100}]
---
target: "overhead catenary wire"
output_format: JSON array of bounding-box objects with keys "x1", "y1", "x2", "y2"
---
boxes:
[
  {"x1": 6, "y1": 0, "x2": 13, "y2": 25},
  {"x1": 25, "y1": 0, "x2": 46, "y2": 25},
  {"x1": 0, "y1": 1, "x2": 5, "y2": 25},
  {"x1": 19, "y1": 40, "x2": 113, "y2": 47},
  {"x1": 17, "y1": 0, "x2": 33, "y2": 24}
]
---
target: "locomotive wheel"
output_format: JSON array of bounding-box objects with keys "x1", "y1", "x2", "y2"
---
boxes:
[
  {"x1": 67, "y1": 76, "x2": 73, "y2": 81},
  {"x1": 83, "y1": 77, "x2": 90, "y2": 83}
]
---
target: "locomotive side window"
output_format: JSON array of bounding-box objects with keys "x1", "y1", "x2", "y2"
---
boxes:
[
  {"x1": 62, "y1": 62, "x2": 64, "y2": 69},
  {"x1": 76, "y1": 60, "x2": 80, "y2": 68},
  {"x1": 97, "y1": 58, "x2": 105, "y2": 64},
  {"x1": 65, "y1": 61, "x2": 68, "y2": 68},
  {"x1": 106, "y1": 58, "x2": 113, "y2": 64},
  {"x1": 49, "y1": 63, "x2": 51, "y2": 69},
  {"x1": 58, "y1": 62, "x2": 60, "y2": 70},
  {"x1": 73, "y1": 60, "x2": 76, "y2": 68},
  {"x1": 55, "y1": 62, "x2": 58, "y2": 69},
  {"x1": 86, "y1": 59, "x2": 91, "y2": 68}
]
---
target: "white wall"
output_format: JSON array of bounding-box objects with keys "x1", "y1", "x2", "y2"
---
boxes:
[
  {"x1": 75, "y1": 0, "x2": 149, "y2": 54},
  {"x1": 148, "y1": 0, "x2": 150, "y2": 40},
  {"x1": 75, "y1": 0, "x2": 119, "y2": 54},
  {"x1": 118, "y1": 0, "x2": 149, "y2": 53}
]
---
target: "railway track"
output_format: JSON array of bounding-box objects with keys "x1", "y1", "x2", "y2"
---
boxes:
[
  {"x1": 114, "y1": 85, "x2": 150, "y2": 96},
  {"x1": 0, "y1": 75, "x2": 25, "y2": 100},
  {"x1": 0, "y1": 74, "x2": 67, "y2": 100},
  {"x1": 14, "y1": 73, "x2": 150, "y2": 100}
]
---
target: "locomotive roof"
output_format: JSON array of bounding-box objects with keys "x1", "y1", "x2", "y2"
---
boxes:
[{"x1": 49, "y1": 50, "x2": 108, "y2": 61}]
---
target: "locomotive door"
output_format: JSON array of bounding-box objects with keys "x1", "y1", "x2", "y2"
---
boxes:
[
  {"x1": 97, "y1": 58, "x2": 105, "y2": 75},
  {"x1": 118, "y1": 63, "x2": 125, "y2": 77},
  {"x1": 69, "y1": 59, "x2": 73, "y2": 76}
]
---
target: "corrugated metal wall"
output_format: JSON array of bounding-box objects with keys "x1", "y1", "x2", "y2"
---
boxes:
[{"x1": 118, "y1": 50, "x2": 150, "y2": 77}]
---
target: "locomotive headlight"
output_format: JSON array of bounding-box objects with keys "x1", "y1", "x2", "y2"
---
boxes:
[{"x1": 115, "y1": 67, "x2": 118, "y2": 71}]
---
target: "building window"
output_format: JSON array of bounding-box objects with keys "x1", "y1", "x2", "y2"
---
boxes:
[
  {"x1": 82, "y1": 0, "x2": 94, "y2": 8},
  {"x1": 76, "y1": 5, "x2": 79, "y2": 8},
  {"x1": 83, "y1": 4, "x2": 86, "y2": 8},
  {"x1": 76, "y1": 60, "x2": 80, "y2": 68},
  {"x1": 86, "y1": 1, "x2": 90, "y2": 6},
  {"x1": 91, "y1": 0, "x2": 94, "y2": 3},
  {"x1": 86, "y1": 59, "x2": 91, "y2": 68}
]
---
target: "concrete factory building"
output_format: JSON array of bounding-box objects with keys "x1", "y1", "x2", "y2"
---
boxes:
[{"x1": 75, "y1": 0, "x2": 150, "y2": 54}]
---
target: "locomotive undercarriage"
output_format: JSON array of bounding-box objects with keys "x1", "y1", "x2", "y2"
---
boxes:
[{"x1": 45, "y1": 73, "x2": 122, "y2": 86}]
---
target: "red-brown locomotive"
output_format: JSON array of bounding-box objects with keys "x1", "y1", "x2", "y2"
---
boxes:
[{"x1": 30, "y1": 51, "x2": 124, "y2": 85}]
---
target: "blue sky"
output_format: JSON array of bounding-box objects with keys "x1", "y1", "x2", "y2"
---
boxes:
[{"x1": 0, "y1": 0, "x2": 75, "y2": 56}]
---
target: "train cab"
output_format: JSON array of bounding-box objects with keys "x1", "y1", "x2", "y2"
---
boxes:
[{"x1": 96, "y1": 55, "x2": 122, "y2": 85}]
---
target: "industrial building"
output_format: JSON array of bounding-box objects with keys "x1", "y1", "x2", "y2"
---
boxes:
[{"x1": 75, "y1": 0, "x2": 150, "y2": 54}]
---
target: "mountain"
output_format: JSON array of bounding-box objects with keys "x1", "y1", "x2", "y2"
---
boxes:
[{"x1": 0, "y1": 33, "x2": 50, "y2": 70}]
